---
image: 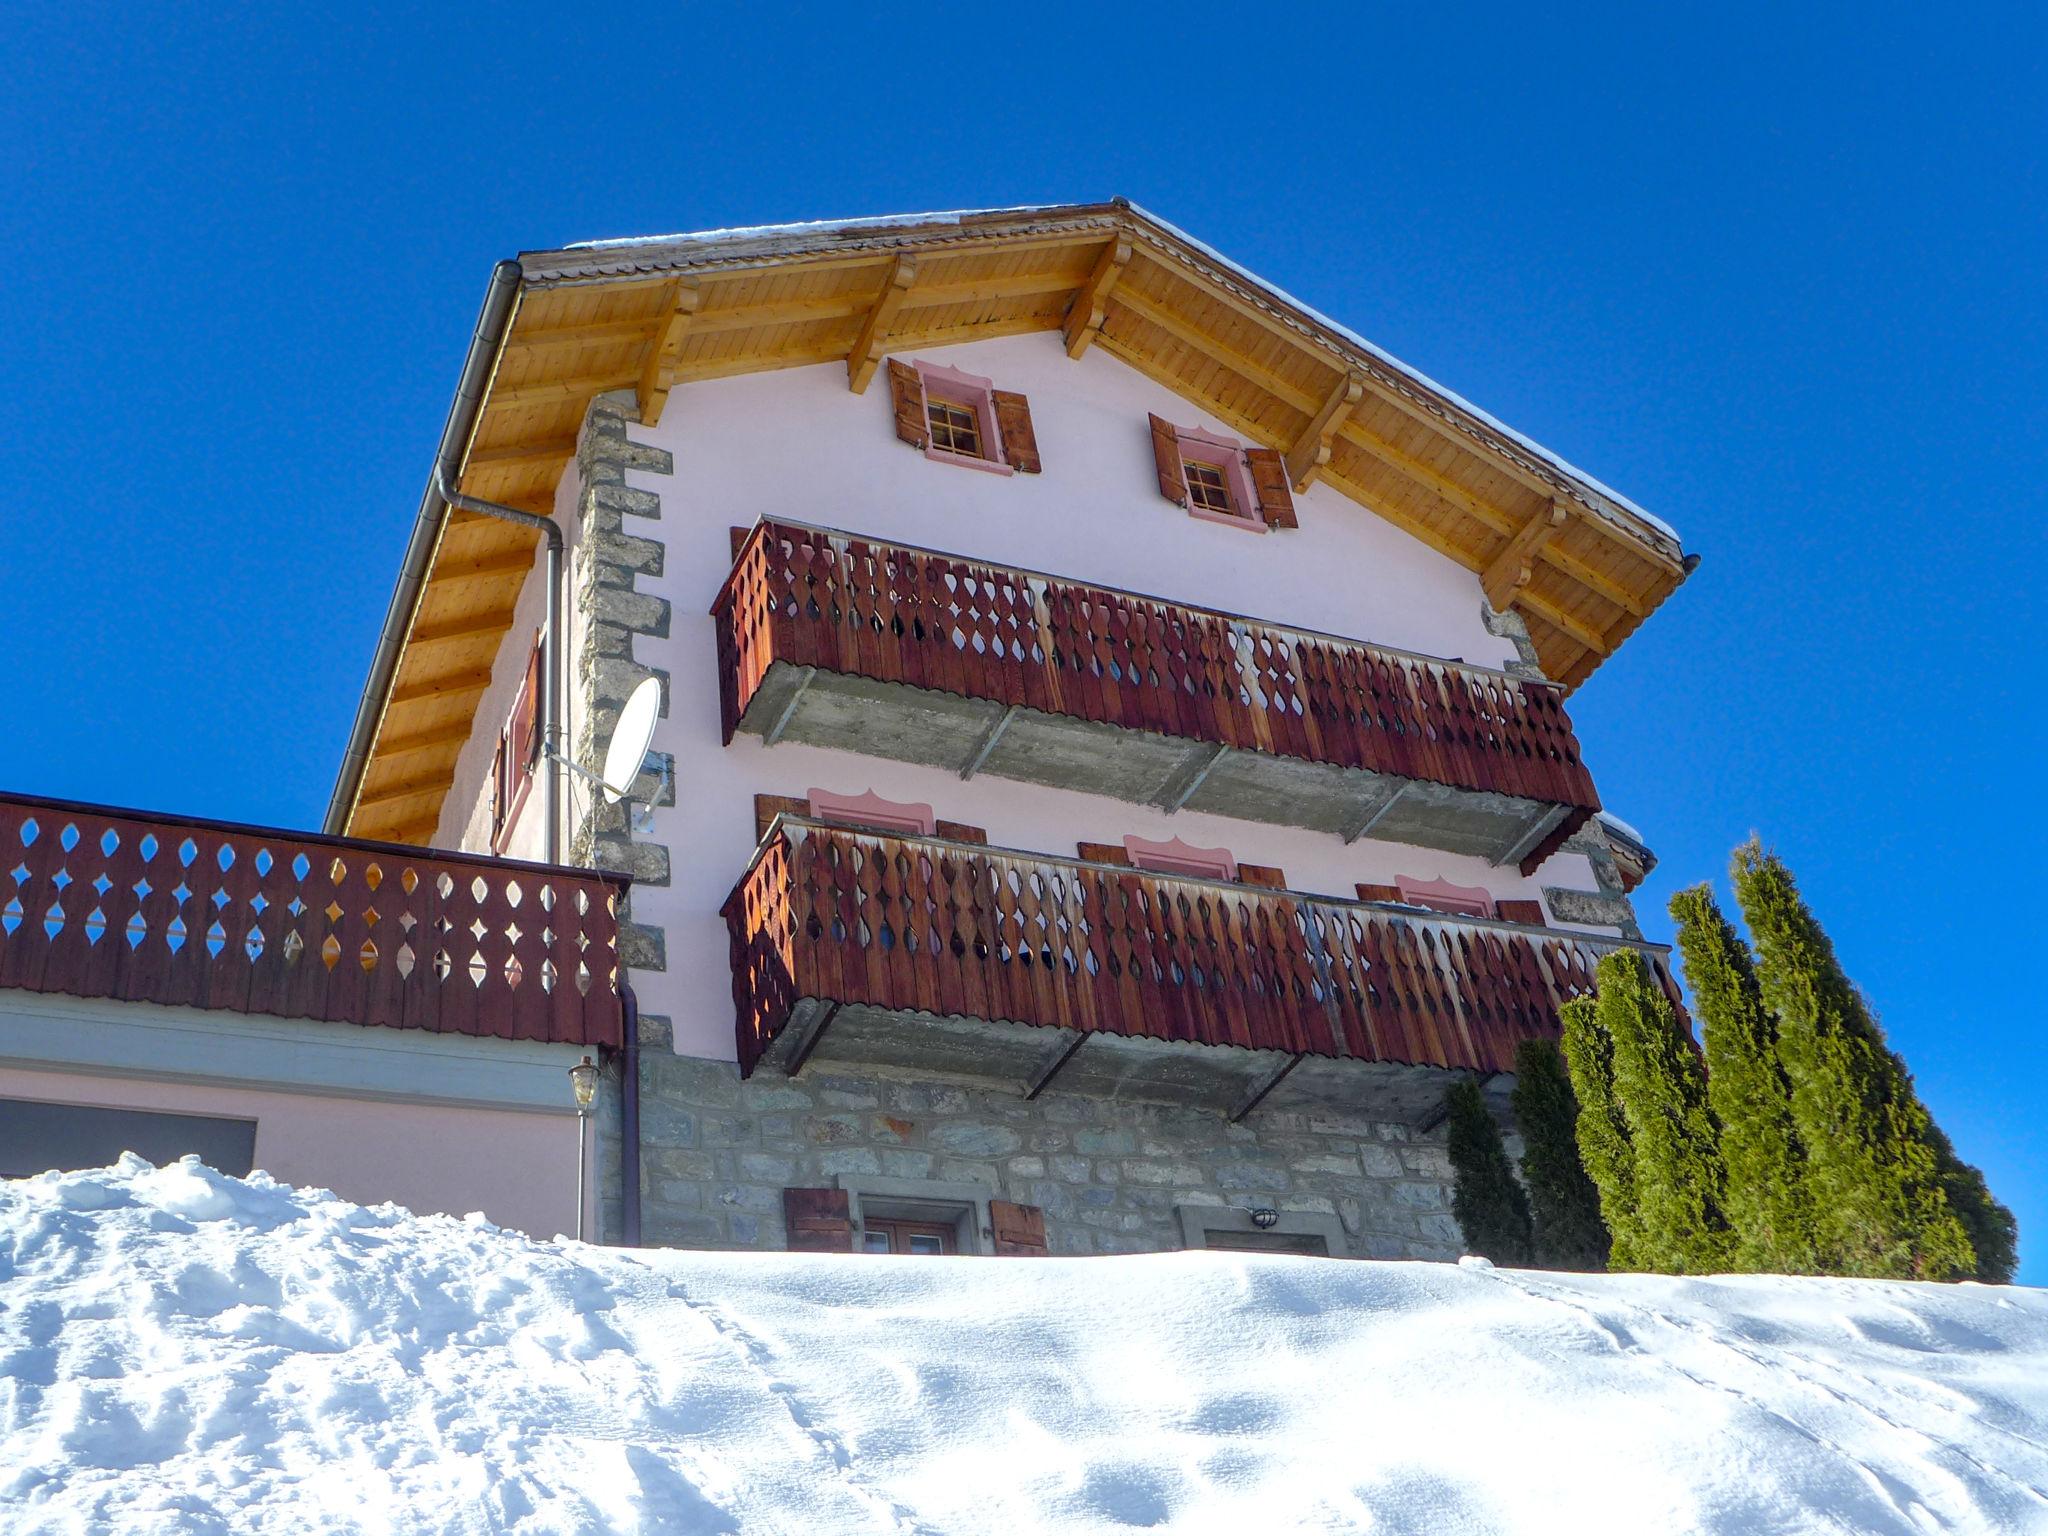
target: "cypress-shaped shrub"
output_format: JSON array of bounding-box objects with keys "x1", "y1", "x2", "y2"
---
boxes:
[
  {"x1": 1732, "y1": 841, "x2": 1976, "y2": 1281},
  {"x1": 1593, "y1": 949, "x2": 1735, "y2": 1274},
  {"x1": 1923, "y1": 1114, "x2": 2018, "y2": 1284},
  {"x1": 1443, "y1": 1078, "x2": 1534, "y2": 1266},
  {"x1": 1670, "y1": 884, "x2": 1815, "y2": 1273},
  {"x1": 1557, "y1": 996, "x2": 1643, "y2": 1270},
  {"x1": 1510, "y1": 1037, "x2": 1610, "y2": 1270}
]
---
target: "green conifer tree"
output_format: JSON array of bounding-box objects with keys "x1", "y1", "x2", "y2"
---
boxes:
[
  {"x1": 1670, "y1": 884, "x2": 1815, "y2": 1273},
  {"x1": 1591, "y1": 949, "x2": 1735, "y2": 1274},
  {"x1": 1557, "y1": 996, "x2": 1643, "y2": 1270},
  {"x1": 1443, "y1": 1078, "x2": 1533, "y2": 1266},
  {"x1": 1510, "y1": 1037, "x2": 1610, "y2": 1270},
  {"x1": 1922, "y1": 1113, "x2": 2018, "y2": 1284},
  {"x1": 1731, "y1": 841, "x2": 1977, "y2": 1280}
]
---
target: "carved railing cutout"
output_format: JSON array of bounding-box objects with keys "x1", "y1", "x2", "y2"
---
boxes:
[{"x1": 0, "y1": 794, "x2": 627, "y2": 1047}]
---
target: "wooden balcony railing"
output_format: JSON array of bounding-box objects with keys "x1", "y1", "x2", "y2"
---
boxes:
[
  {"x1": 714, "y1": 521, "x2": 1600, "y2": 870},
  {"x1": 724, "y1": 818, "x2": 1676, "y2": 1081},
  {"x1": 0, "y1": 791, "x2": 628, "y2": 1048}
]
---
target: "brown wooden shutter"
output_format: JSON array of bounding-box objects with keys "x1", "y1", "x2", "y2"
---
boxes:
[
  {"x1": 754, "y1": 793, "x2": 810, "y2": 841},
  {"x1": 992, "y1": 390, "x2": 1041, "y2": 473},
  {"x1": 1077, "y1": 841, "x2": 1133, "y2": 866},
  {"x1": 1496, "y1": 899, "x2": 1547, "y2": 926},
  {"x1": 886, "y1": 359, "x2": 927, "y2": 447},
  {"x1": 1355, "y1": 882, "x2": 1403, "y2": 904},
  {"x1": 1237, "y1": 863, "x2": 1288, "y2": 889},
  {"x1": 990, "y1": 1199, "x2": 1049, "y2": 1256},
  {"x1": 1246, "y1": 448, "x2": 1298, "y2": 529},
  {"x1": 1149, "y1": 414, "x2": 1187, "y2": 505},
  {"x1": 516, "y1": 636, "x2": 544, "y2": 771},
  {"x1": 783, "y1": 1187, "x2": 855, "y2": 1252}
]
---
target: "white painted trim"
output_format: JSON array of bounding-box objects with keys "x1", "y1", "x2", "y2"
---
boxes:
[{"x1": 0, "y1": 991, "x2": 589, "y2": 1114}]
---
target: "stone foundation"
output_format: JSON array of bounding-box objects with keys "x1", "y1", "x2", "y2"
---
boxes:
[{"x1": 602, "y1": 1029, "x2": 1468, "y2": 1260}]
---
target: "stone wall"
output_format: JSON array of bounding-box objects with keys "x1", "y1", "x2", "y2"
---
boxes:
[{"x1": 601, "y1": 1019, "x2": 1467, "y2": 1260}]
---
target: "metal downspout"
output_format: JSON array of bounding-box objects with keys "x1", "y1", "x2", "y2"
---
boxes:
[
  {"x1": 619, "y1": 983, "x2": 642, "y2": 1246},
  {"x1": 323, "y1": 259, "x2": 524, "y2": 839},
  {"x1": 431, "y1": 464, "x2": 564, "y2": 865}
]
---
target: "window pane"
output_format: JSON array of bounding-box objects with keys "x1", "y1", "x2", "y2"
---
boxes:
[
  {"x1": 861, "y1": 1230, "x2": 894, "y2": 1253},
  {"x1": 0, "y1": 1098, "x2": 256, "y2": 1179},
  {"x1": 906, "y1": 1233, "x2": 946, "y2": 1256}
]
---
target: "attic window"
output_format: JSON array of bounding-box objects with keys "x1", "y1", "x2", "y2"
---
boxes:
[
  {"x1": 1184, "y1": 460, "x2": 1235, "y2": 517},
  {"x1": 927, "y1": 395, "x2": 984, "y2": 458},
  {"x1": 1147, "y1": 415, "x2": 1297, "y2": 530},
  {"x1": 885, "y1": 359, "x2": 1042, "y2": 475}
]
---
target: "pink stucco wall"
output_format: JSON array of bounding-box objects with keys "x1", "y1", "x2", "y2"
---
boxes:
[
  {"x1": 435, "y1": 332, "x2": 1618, "y2": 1063},
  {"x1": 0, "y1": 1066, "x2": 586, "y2": 1238}
]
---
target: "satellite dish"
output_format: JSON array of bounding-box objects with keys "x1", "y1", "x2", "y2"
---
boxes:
[{"x1": 599, "y1": 677, "x2": 662, "y2": 803}]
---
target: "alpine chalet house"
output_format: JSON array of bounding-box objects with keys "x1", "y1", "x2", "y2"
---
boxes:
[{"x1": 328, "y1": 202, "x2": 1693, "y2": 1258}]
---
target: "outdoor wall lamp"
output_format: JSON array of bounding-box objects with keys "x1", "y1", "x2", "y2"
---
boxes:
[
  {"x1": 569, "y1": 1054, "x2": 598, "y2": 1242},
  {"x1": 1249, "y1": 1207, "x2": 1280, "y2": 1230}
]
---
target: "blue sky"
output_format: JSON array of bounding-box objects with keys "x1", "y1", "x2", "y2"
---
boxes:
[{"x1": 3, "y1": 4, "x2": 2041, "y2": 1279}]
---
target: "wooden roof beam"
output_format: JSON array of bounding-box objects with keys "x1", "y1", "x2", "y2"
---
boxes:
[
  {"x1": 464, "y1": 436, "x2": 579, "y2": 471},
  {"x1": 1481, "y1": 501, "x2": 1570, "y2": 611},
  {"x1": 356, "y1": 769, "x2": 457, "y2": 811},
  {"x1": 1517, "y1": 589, "x2": 1611, "y2": 657},
  {"x1": 370, "y1": 721, "x2": 475, "y2": 760},
  {"x1": 388, "y1": 669, "x2": 494, "y2": 708},
  {"x1": 637, "y1": 278, "x2": 702, "y2": 428},
  {"x1": 492, "y1": 370, "x2": 636, "y2": 410},
  {"x1": 1284, "y1": 370, "x2": 1367, "y2": 492},
  {"x1": 430, "y1": 548, "x2": 540, "y2": 588},
  {"x1": 1062, "y1": 237, "x2": 1131, "y2": 359},
  {"x1": 407, "y1": 609, "x2": 520, "y2": 650},
  {"x1": 847, "y1": 254, "x2": 919, "y2": 394}
]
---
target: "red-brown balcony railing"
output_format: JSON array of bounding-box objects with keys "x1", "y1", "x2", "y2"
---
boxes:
[
  {"x1": 724, "y1": 817, "x2": 1676, "y2": 1082},
  {"x1": 713, "y1": 521, "x2": 1601, "y2": 872},
  {"x1": 0, "y1": 791, "x2": 628, "y2": 1048}
]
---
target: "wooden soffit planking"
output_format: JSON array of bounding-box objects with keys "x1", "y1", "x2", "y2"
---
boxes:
[{"x1": 343, "y1": 201, "x2": 1692, "y2": 845}]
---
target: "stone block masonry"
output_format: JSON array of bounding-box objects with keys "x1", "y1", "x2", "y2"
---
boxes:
[
  {"x1": 604, "y1": 1024, "x2": 1467, "y2": 1260},
  {"x1": 569, "y1": 390, "x2": 676, "y2": 973}
]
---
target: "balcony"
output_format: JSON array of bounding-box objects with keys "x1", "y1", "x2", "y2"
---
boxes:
[
  {"x1": 0, "y1": 792, "x2": 628, "y2": 1048},
  {"x1": 714, "y1": 522, "x2": 1601, "y2": 872},
  {"x1": 723, "y1": 818, "x2": 1677, "y2": 1121}
]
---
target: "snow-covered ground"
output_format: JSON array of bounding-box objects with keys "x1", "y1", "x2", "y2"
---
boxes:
[{"x1": 2, "y1": 1158, "x2": 2044, "y2": 1535}]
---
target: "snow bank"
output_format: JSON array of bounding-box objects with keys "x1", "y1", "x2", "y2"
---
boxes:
[{"x1": 3, "y1": 1158, "x2": 2044, "y2": 1535}]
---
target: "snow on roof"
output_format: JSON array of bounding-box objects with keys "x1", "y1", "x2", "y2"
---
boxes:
[
  {"x1": 8, "y1": 1156, "x2": 2043, "y2": 1534},
  {"x1": 1596, "y1": 809, "x2": 1649, "y2": 847},
  {"x1": 558, "y1": 201, "x2": 1683, "y2": 547},
  {"x1": 567, "y1": 203, "x2": 1069, "y2": 252}
]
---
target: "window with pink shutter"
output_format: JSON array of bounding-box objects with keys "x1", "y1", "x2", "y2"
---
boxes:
[
  {"x1": 807, "y1": 787, "x2": 937, "y2": 837},
  {"x1": 1394, "y1": 875, "x2": 1497, "y2": 919},
  {"x1": 1123, "y1": 834, "x2": 1237, "y2": 882}
]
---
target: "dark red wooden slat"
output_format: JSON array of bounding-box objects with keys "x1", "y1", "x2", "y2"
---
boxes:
[
  {"x1": 711, "y1": 521, "x2": 1601, "y2": 816},
  {"x1": 724, "y1": 819, "x2": 1669, "y2": 1081},
  {"x1": 0, "y1": 792, "x2": 626, "y2": 1050}
]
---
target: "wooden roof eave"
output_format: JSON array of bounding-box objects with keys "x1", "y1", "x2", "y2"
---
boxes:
[{"x1": 341, "y1": 202, "x2": 1694, "y2": 845}]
